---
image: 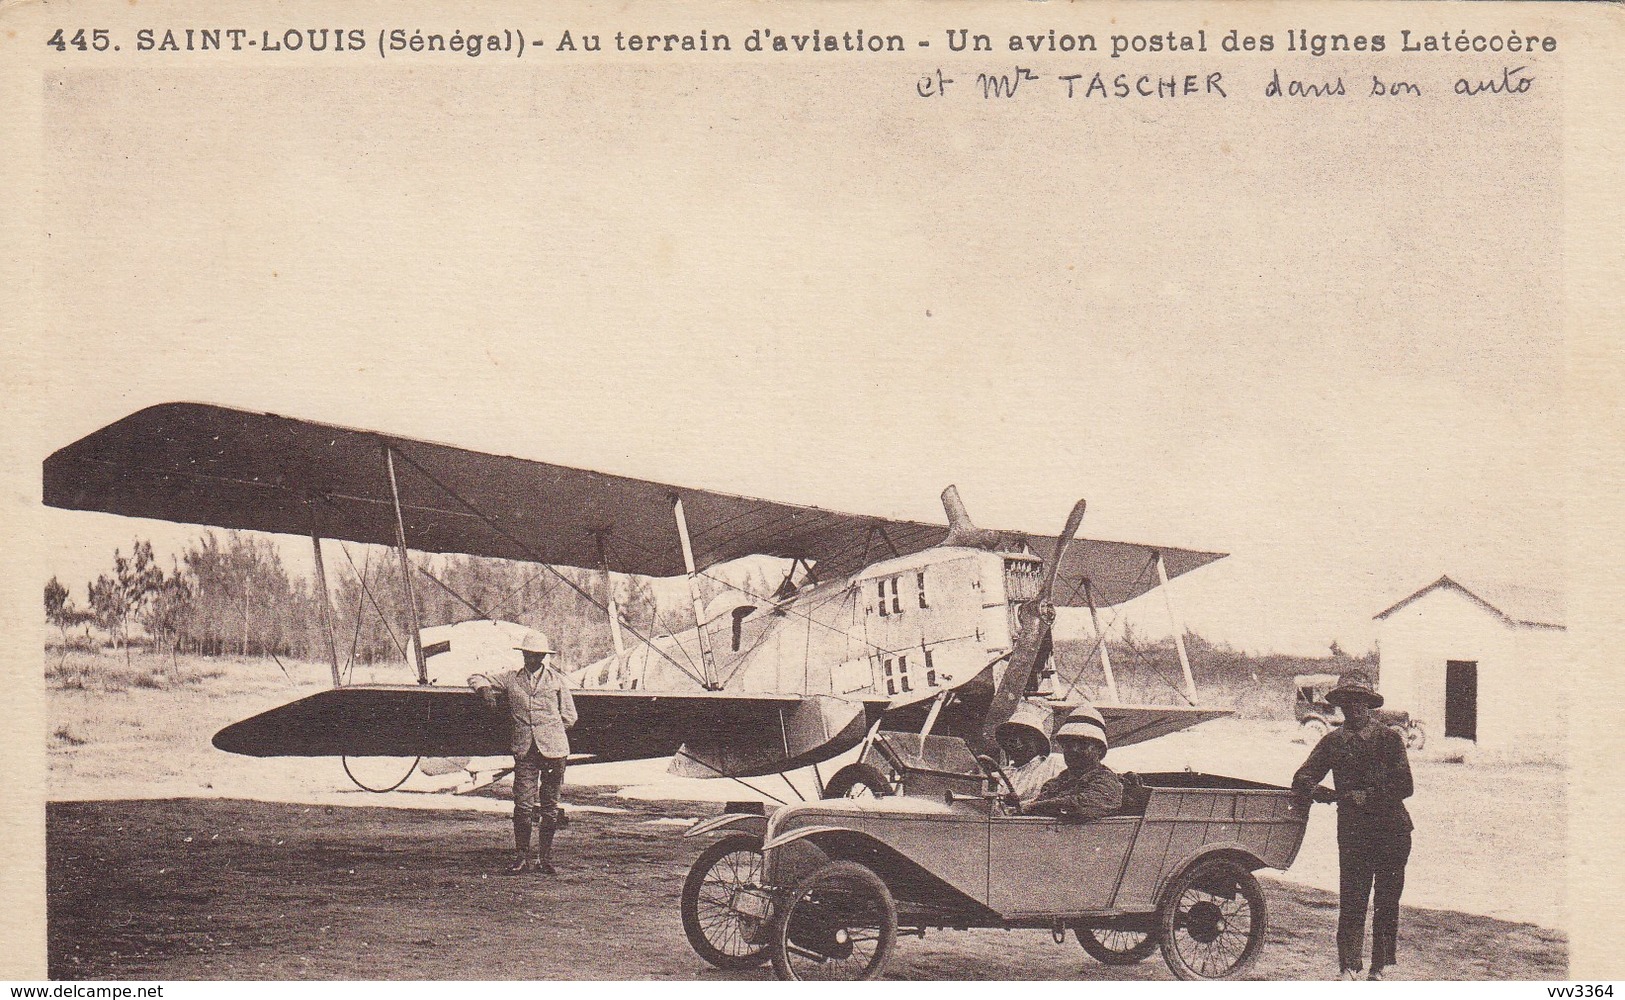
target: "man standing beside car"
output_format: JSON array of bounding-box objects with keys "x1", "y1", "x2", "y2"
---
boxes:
[
  {"x1": 1292, "y1": 672, "x2": 1414, "y2": 981},
  {"x1": 470, "y1": 629, "x2": 577, "y2": 875}
]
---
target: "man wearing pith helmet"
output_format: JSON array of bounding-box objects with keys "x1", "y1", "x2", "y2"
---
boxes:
[
  {"x1": 1291, "y1": 671, "x2": 1414, "y2": 981},
  {"x1": 470, "y1": 628, "x2": 578, "y2": 875},
  {"x1": 995, "y1": 699, "x2": 1065, "y2": 805},
  {"x1": 1024, "y1": 706, "x2": 1124, "y2": 822}
]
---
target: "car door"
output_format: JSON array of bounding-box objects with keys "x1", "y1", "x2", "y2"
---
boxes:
[{"x1": 986, "y1": 815, "x2": 1140, "y2": 916}]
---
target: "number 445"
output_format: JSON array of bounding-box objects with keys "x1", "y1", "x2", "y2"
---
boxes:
[{"x1": 47, "y1": 28, "x2": 112, "y2": 51}]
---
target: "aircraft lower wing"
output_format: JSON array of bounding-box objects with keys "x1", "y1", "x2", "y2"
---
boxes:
[
  {"x1": 1094, "y1": 704, "x2": 1233, "y2": 748},
  {"x1": 212, "y1": 686, "x2": 890, "y2": 779}
]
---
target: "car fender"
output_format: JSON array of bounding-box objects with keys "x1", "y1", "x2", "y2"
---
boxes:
[
  {"x1": 685, "y1": 813, "x2": 769, "y2": 840},
  {"x1": 1153, "y1": 843, "x2": 1269, "y2": 907},
  {"x1": 760, "y1": 824, "x2": 852, "y2": 852}
]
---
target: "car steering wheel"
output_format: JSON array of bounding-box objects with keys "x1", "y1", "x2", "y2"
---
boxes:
[{"x1": 974, "y1": 754, "x2": 1019, "y2": 810}]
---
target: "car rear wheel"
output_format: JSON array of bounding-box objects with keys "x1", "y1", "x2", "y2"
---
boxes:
[
  {"x1": 1158, "y1": 857, "x2": 1267, "y2": 980},
  {"x1": 822, "y1": 763, "x2": 892, "y2": 799},
  {"x1": 681, "y1": 834, "x2": 772, "y2": 969},
  {"x1": 1076, "y1": 926, "x2": 1159, "y2": 965},
  {"x1": 1403, "y1": 723, "x2": 1426, "y2": 752},
  {"x1": 1298, "y1": 718, "x2": 1329, "y2": 744},
  {"x1": 770, "y1": 860, "x2": 897, "y2": 980}
]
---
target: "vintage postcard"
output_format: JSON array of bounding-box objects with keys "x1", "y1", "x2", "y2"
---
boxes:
[{"x1": 1, "y1": 0, "x2": 1620, "y2": 985}]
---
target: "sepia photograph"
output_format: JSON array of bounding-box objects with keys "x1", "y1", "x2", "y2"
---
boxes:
[{"x1": 3, "y1": 0, "x2": 1621, "y2": 984}]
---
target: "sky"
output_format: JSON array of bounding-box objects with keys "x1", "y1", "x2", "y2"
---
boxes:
[{"x1": 16, "y1": 45, "x2": 1565, "y2": 657}]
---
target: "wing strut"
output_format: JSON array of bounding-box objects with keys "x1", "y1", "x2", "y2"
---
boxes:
[
  {"x1": 384, "y1": 446, "x2": 711, "y2": 690},
  {"x1": 671, "y1": 494, "x2": 721, "y2": 690},
  {"x1": 1155, "y1": 551, "x2": 1198, "y2": 704},
  {"x1": 309, "y1": 530, "x2": 343, "y2": 688},
  {"x1": 1082, "y1": 578, "x2": 1119, "y2": 703},
  {"x1": 384, "y1": 445, "x2": 429, "y2": 685},
  {"x1": 594, "y1": 532, "x2": 628, "y2": 662}
]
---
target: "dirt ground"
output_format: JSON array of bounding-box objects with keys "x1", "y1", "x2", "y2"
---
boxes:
[
  {"x1": 48, "y1": 794, "x2": 1565, "y2": 981},
  {"x1": 44, "y1": 651, "x2": 1569, "y2": 979}
]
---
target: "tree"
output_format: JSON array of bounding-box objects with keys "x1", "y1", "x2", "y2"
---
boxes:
[
  {"x1": 179, "y1": 532, "x2": 306, "y2": 658},
  {"x1": 88, "y1": 541, "x2": 164, "y2": 663},
  {"x1": 45, "y1": 577, "x2": 68, "y2": 621},
  {"x1": 139, "y1": 563, "x2": 193, "y2": 666},
  {"x1": 44, "y1": 576, "x2": 92, "y2": 649}
]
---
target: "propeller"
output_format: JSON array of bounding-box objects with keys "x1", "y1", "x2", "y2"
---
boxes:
[{"x1": 979, "y1": 497, "x2": 1088, "y2": 749}]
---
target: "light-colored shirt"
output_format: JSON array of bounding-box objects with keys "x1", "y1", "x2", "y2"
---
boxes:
[
  {"x1": 1008, "y1": 753, "x2": 1066, "y2": 804},
  {"x1": 469, "y1": 665, "x2": 578, "y2": 757}
]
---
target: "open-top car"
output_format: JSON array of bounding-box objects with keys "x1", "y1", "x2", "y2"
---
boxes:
[{"x1": 680, "y1": 732, "x2": 1309, "y2": 980}]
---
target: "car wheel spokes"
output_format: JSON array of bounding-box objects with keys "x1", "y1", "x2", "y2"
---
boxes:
[
  {"x1": 682, "y1": 835, "x2": 772, "y2": 969},
  {"x1": 694, "y1": 849, "x2": 766, "y2": 957},
  {"x1": 777, "y1": 869, "x2": 896, "y2": 981},
  {"x1": 1172, "y1": 885, "x2": 1255, "y2": 977}
]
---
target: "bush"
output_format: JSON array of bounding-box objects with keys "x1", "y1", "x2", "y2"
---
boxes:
[{"x1": 1052, "y1": 633, "x2": 1376, "y2": 721}]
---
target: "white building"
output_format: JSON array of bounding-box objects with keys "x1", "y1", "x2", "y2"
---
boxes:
[{"x1": 1374, "y1": 576, "x2": 1566, "y2": 753}]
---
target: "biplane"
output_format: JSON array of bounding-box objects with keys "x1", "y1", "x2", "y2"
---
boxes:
[{"x1": 43, "y1": 402, "x2": 1230, "y2": 791}]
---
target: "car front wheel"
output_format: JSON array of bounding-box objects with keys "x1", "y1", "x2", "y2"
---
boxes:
[
  {"x1": 680, "y1": 834, "x2": 772, "y2": 969},
  {"x1": 770, "y1": 860, "x2": 897, "y2": 980}
]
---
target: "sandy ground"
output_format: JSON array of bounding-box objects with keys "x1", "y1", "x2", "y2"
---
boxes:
[
  {"x1": 44, "y1": 652, "x2": 1568, "y2": 978},
  {"x1": 47, "y1": 797, "x2": 1567, "y2": 981}
]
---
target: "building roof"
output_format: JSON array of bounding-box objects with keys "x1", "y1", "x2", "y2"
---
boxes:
[{"x1": 1373, "y1": 575, "x2": 1565, "y2": 630}]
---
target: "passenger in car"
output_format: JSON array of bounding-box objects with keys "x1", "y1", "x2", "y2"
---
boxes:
[
  {"x1": 995, "y1": 700, "x2": 1065, "y2": 805},
  {"x1": 1024, "y1": 707, "x2": 1124, "y2": 822}
]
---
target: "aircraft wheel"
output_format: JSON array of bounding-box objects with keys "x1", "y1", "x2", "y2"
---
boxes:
[
  {"x1": 680, "y1": 834, "x2": 772, "y2": 969},
  {"x1": 1158, "y1": 857, "x2": 1267, "y2": 980},
  {"x1": 770, "y1": 860, "x2": 897, "y2": 981},
  {"x1": 822, "y1": 763, "x2": 892, "y2": 800},
  {"x1": 1076, "y1": 925, "x2": 1159, "y2": 965}
]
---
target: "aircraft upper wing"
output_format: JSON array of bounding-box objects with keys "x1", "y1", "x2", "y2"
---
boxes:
[{"x1": 43, "y1": 402, "x2": 1225, "y2": 606}]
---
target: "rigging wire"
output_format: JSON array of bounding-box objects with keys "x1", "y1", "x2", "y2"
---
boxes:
[
  {"x1": 779, "y1": 771, "x2": 808, "y2": 803},
  {"x1": 387, "y1": 447, "x2": 712, "y2": 690},
  {"x1": 1052, "y1": 554, "x2": 1196, "y2": 706},
  {"x1": 342, "y1": 546, "x2": 372, "y2": 683},
  {"x1": 594, "y1": 533, "x2": 705, "y2": 680},
  {"x1": 670, "y1": 750, "x2": 787, "y2": 805},
  {"x1": 605, "y1": 524, "x2": 916, "y2": 662},
  {"x1": 337, "y1": 541, "x2": 409, "y2": 666},
  {"x1": 413, "y1": 561, "x2": 490, "y2": 619}
]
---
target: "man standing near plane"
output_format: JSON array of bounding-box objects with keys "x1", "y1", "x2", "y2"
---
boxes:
[{"x1": 471, "y1": 629, "x2": 578, "y2": 875}]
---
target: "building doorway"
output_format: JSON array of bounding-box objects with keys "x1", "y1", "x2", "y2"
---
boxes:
[{"x1": 1445, "y1": 660, "x2": 1478, "y2": 740}]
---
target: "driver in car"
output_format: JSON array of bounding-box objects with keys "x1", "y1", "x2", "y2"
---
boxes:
[
  {"x1": 995, "y1": 700, "x2": 1065, "y2": 806},
  {"x1": 1023, "y1": 707, "x2": 1124, "y2": 822}
]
